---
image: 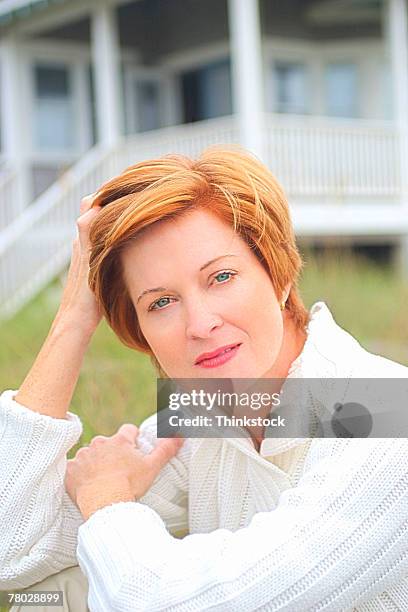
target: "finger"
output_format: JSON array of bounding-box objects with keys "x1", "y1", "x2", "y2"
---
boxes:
[
  {"x1": 73, "y1": 446, "x2": 89, "y2": 459},
  {"x1": 114, "y1": 423, "x2": 139, "y2": 445},
  {"x1": 76, "y1": 206, "x2": 102, "y2": 230},
  {"x1": 145, "y1": 437, "x2": 184, "y2": 472},
  {"x1": 80, "y1": 193, "x2": 97, "y2": 215},
  {"x1": 76, "y1": 206, "x2": 102, "y2": 248},
  {"x1": 90, "y1": 435, "x2": 109, "y2": 446}
]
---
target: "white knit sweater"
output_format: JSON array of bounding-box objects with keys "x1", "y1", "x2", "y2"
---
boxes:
[{"x1": 0, "y1": 302, "x2": 407, "y2": 612}]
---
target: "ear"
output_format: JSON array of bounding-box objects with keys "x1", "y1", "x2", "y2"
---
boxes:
[{"x1": 282, "y1": 283, "x2": 291, "y2": 303}]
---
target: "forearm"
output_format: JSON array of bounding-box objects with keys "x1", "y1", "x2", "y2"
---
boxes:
[{"x1": 14, "y1": 311, "x2": 94, "y2": 419}]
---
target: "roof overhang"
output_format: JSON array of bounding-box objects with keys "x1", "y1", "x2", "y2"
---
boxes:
[
  {"x1": 307, "y1": 0, "x2": 382, "y2": 25},
  {"x1": 0, "y1": 0, "x2": 135, "y2": 36},
  {"x1": 0, "y1": 0, "x2": 68, "y2": 26}
]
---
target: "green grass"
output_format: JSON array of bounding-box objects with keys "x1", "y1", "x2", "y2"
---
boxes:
[
  {"x1": 0, "y1": 252, "x2": 407, "y2": 609},
  {"x1": 300, "y1": 250, "x2": 408, "y2": 364}
]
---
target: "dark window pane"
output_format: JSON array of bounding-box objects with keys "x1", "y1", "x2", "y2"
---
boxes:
[
  {"x1": 35, "y1": 66, "x2": 70, "y2": 98},
  {"x1": 181, "y1": 60, "x2": 231, "y2": 123},
  {"x1": 274, "y1": 62, "x2": 308, "y2": 114}
]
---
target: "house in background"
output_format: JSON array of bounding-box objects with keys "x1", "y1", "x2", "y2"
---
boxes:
[{"x1": 0, "y1": 0, "x2": 408, "y2": 317}]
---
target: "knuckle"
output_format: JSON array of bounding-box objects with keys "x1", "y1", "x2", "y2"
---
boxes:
[
  {"x1": 119, "y1": 424, "x2": 138, "y2": 437},
  {"x1": 113, "y1": 431, "x2": 127, "y2": 443},
  {"x1": 80, "y1": 194, "x2": 94, "y2": 210},
  {"x1": 90, "y1": 435, "x2": 108, "y2": 446},
  {"x1": 76, "y1": 216, "x2": 87, "y2": 229}
]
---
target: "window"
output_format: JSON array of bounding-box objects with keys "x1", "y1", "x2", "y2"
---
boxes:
[
  {"x1": 34, "y1": 64, "x2": 75, "y2": 150},
  {"x1": 273, "y1": 62, "x2": 308, "y2": 114},
  {"x1": 135, "y1": 80, "x2": 161, "y2": 132},
  {"x1": 181, "y1": 60, "x2": 232, "y2": 123},
  {"x1": 325, "y1": 62, "x2": 358, "y2": 118}
]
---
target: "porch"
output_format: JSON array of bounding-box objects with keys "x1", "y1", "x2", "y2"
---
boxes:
[
  {"x1": 1, "y1": 0, "x2": 408, "y2": 204},
  {"x1": 0, "y1": 0, "x2": 408, "y2": 316}
]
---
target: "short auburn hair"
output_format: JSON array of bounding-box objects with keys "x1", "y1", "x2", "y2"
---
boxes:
[{"x1": 88, "y1": 146, "x2": 309, "y2": 374}]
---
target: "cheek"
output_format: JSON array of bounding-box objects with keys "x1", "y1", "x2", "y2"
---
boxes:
[
  {"x1": 139, "y1": 318, "x2": 184, "y2": 364},
  {"x1": 252, "y1": 302, "x2": 284, "y2": 356},
  {"x1": 243, "y1": 278, "x2": 282, "y2": 328}
]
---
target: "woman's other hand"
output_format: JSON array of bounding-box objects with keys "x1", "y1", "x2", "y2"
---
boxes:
[
  {"x1": 56, "y1": 194, "x2": 102, "y2": 335},
  {"x1": 65, "y1": 424, "x2": 184, "y2": 520}
]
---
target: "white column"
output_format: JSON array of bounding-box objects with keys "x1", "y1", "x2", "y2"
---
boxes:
[
  {"x1": 228, "y1": 0, "x2": 264, "y2": 159},
  {"x1": 386, "y1": 0, "x2": 408, "y2": 184},
  {"x1": 385, "y1": 0, "x2": 408, "y2": 276},
  {"x1": 74, "y1": 62, "x2": 93, "y2": 153},
  {"x1": 91, "y1": 3, "x2": 122, "y2": 146},
  {"x1": 0, "y1": 36, "x2": 31, "y2": 211}
]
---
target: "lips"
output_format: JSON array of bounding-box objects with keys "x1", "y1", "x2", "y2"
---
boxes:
[{"x1": 194, "y1": 343, "x2": 242, "y2": 365}]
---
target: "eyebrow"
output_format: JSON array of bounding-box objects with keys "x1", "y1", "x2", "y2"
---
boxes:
[{"x1": 136, "y1": 254, "x2": 238, "y2": 304}]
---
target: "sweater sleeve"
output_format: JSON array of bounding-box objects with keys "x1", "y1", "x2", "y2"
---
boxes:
[
  {"x1": 0, "y1": 392, "x2": 189, "y2": 590},
  {"x1": 77, "y1": 438, "x2": 408, "y2": 612},
  {"x1": 0, "y1": 389, "x2": 83, "y2": 589}
]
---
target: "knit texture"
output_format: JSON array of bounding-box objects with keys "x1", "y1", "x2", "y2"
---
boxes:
[{"x1": 1, "y1": 302, "x2": 407, "y2": 611}]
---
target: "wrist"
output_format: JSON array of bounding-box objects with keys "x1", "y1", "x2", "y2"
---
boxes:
[
  {"x1": 52, "y1": 309, "x2": 99, "y2": 342},
  {"x1": 77, "y1": 477, "x2": 135, "y2": 520}
]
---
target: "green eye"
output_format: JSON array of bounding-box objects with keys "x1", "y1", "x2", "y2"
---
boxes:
[
  {"x1": 150, "y1": 297, "x2": 172, "y2": 311},
  {"x1": 214, "y1": 271, "x2": 236, "y2": 284}
]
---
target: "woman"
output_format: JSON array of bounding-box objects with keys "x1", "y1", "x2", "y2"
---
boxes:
[{"x1": 0, "y1": 147, "x2": 407, "y2": 611}]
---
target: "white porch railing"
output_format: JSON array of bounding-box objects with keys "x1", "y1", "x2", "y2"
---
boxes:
[
  {"x1": 264, "y1": 114, "x2": 400, "y2": 198},
  {"x1": 0, "y1": 167, "x2": 20, "y2": 230},
  {"x1": 0, "y1": 145, "x2": 123, "y2": 320},
  {"x1": 0, "y1": 117, "x2": 238, "y2": 319},
  {"x1": 0, "y1": 114, "x2": 403, "y2": 319}
]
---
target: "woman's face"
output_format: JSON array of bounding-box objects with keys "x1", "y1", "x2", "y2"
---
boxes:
[{"x1": 121, "y1": 208, "x2": 288, "y2": 379}]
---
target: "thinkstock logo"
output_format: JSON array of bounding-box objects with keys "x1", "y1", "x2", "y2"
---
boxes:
[
  {"x1": 331, "y1": 401, "x2": 374, "y2": 438},
  {"x1": 156, "y1": 378, "x2": 408, "y2": 439}
]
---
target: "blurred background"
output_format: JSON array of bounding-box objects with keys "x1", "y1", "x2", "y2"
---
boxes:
[{"x1": 0, "y1": 0, "x2": 407, "y2": 441}]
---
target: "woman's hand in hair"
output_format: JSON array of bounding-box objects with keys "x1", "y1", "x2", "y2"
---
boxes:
[
  {"x1": 56, "y1": 194, "x2": 103, "y2": 335},
  {"x1": 65, "y1": 424, "x2": 184, "y2": 520},
  {"x1": 14, "y1": 195, "x2": 104, "y2": 418}
]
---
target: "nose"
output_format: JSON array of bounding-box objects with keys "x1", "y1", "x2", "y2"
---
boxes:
[{"x1": 184, "y1": 295, "x2": 223, "y2": 339}]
